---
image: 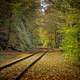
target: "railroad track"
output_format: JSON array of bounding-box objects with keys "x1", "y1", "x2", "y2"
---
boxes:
[
  {"x1": 0, "y1": 51, "x2": 41, "y2": 71},
  {"x1": 15, "y1": 51, "x2": 47, "y2": 80},
  {"x1": 0, "y1": 51, "x2": 47, "y2": 80}
]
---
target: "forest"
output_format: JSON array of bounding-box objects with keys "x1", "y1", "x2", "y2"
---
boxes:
[
  {"x1": 0, "y1": 0, "x2": 80, "y2": 80},
  {"x1": 0, "y1": 0, "x2": 80, "y2": 60}
]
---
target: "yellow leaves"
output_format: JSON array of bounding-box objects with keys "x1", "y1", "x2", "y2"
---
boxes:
[
  {"x1": 37, "y1": 27, "x2": 50, "y2": 47},
  {"x1": 38, "y1": 27, "x2": 49, "y2": 39},
  {"x1": 35, "y1": 18, "x2": 46, "y2": 25},
  {"x1": 67, "y1": 14, "x2": 77, "y2": 21}
]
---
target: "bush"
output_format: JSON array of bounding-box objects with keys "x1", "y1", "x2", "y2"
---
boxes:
[{"x1": 59, "y1": 26, "x2": 79, "y2": 62}]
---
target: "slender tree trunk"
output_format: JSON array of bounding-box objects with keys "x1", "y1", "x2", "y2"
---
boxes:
[
  {"x1": 5, "y1": 20, "x2": 11, "y2": 50},
  {"x1": 5, "y1": 13, "x2": 12, "y2": 50}
]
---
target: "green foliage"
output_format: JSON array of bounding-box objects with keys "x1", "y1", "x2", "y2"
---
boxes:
[
  {"x1": 60, "y1": 26, "x2": 78, "y2": 53},
  {"x1": 53, "y1": 0, "x2": 80, "y2": 62},
  {"x1": 0, "y1": 0, "x2": 80, "y2": 53},
  {"x1": 59, "y1": 26, "x2": 79, "y2": 63}
]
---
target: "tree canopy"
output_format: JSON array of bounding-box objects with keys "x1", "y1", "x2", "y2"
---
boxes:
[{"x1": 0, "y1": 0, "x2": 80, "y2": 60}]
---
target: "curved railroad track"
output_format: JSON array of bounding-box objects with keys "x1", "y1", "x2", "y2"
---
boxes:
[
  {"x1": 15, "y1": 51, "x2": 47, "y2": 80},
  {"x1": 0, "y1": 51, "x2": 41, "y2": 71},
  {"x1": 0, "y1": 51, "x2": 47, "y2": 80}
]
